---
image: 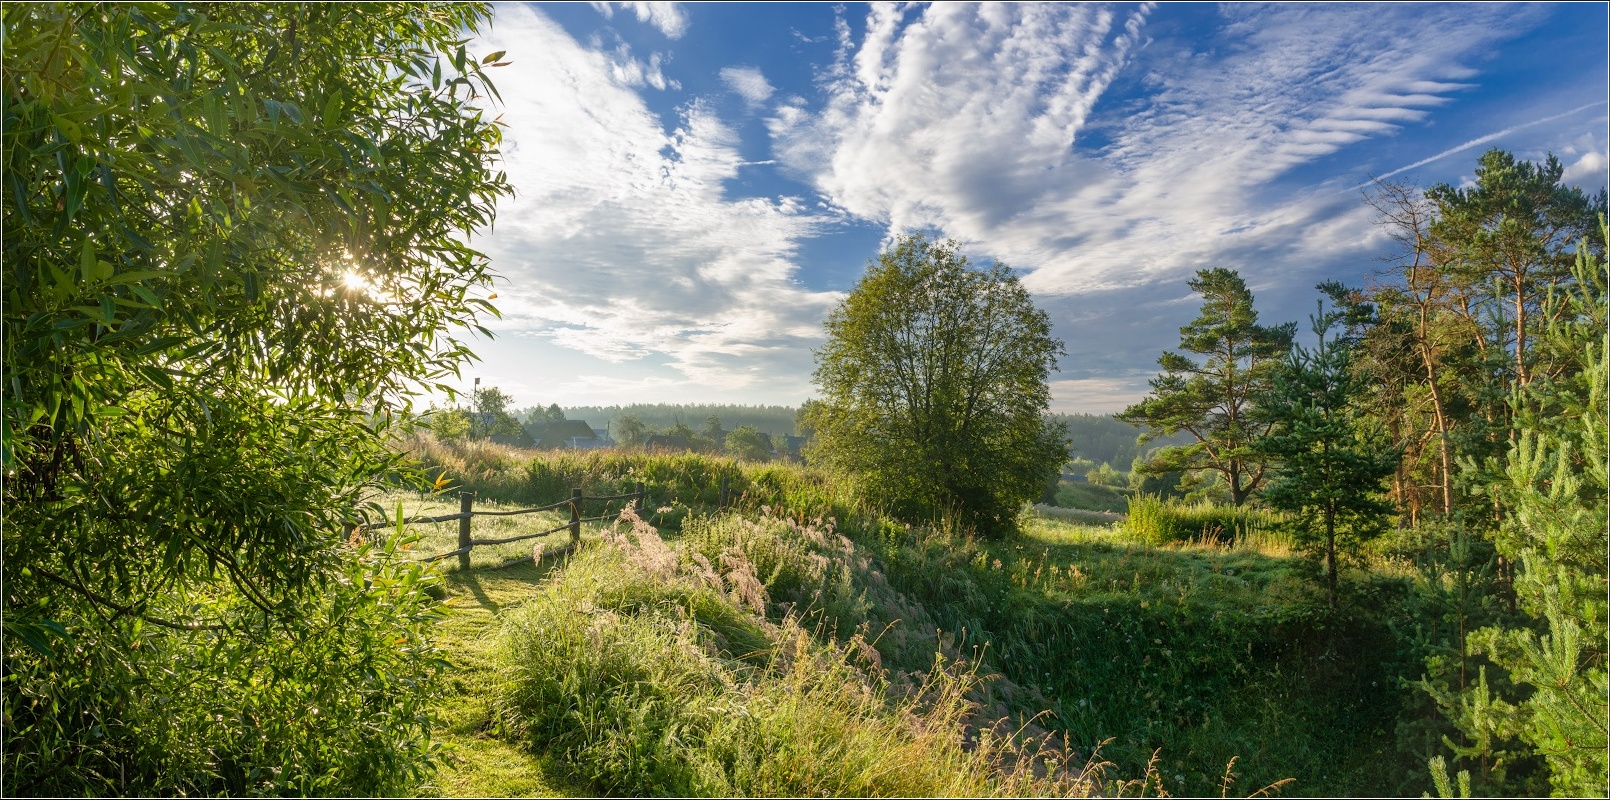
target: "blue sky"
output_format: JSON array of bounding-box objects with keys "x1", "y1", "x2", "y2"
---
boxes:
[{"x1": 453, "y1": 2, "x2": 1608, "y2": 415}]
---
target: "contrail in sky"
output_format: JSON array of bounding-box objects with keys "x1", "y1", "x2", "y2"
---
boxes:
[{"x1": 1353, "y1": 100, "x2": 1609, "y2": 190}]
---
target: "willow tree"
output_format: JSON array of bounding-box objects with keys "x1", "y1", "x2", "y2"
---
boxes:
[
  {"x1": 4, "y1": 4, "x2": 510, "y2": 794},
  {"x1": 1119, "y1": 268, "x2": 1295, "y2": 505},
  {"x1": 807, "y1": 234, "x2": 1066, "y2": 535}
]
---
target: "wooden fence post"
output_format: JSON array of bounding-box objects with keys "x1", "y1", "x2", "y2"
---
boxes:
[
  {"x1": 569, "y1": 487, "x2": 583, "y2": 547},
  {"x1": 719, "y1": 476, "x2": 729, "y2": 509},
  {"x1": 633, "y1": 481, "x2": 645, "y2": 513},
  {"x1": 458, "y1": 491, "x2": 474, "y2": 571}
]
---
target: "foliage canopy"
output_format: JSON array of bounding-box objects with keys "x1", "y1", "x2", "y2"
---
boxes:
[
  {"x1": 806, "y1": 234, "x2": 1065, "y2": 535},
  {"x1": 3, "y1": 2, "x2": 509, "y2": 793}
]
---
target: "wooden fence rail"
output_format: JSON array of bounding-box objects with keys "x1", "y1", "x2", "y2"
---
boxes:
[{"x1": 354, "y1": 483, "x2": 646, "y2": 569}]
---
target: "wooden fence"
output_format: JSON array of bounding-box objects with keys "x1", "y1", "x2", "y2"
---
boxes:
[{"x1": 353, "y1": 483, "x2": 646, "y2": 569}]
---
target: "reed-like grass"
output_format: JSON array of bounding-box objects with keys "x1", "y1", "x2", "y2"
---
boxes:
[
  {"x1": 1124, "y1": 493, "x2": 1290, "y2": 549},
  {"x1": 491, "y1": 509, "x2": 1109, "y2": 797}
]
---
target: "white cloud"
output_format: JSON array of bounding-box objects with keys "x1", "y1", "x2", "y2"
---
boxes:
[
  {"x1": 591, "y1": 1, "x2": 688, "y2": 39},
  {"x1": 1047, "y1": 377, "x2": 1153, "y2": 416},
  {"x1": 772, "y1": 3, "x2": 1551, "y2": 298},
  {"x1": 602, "y1": 43, "x2": 680, "y2": 91},
  {"x1": 1563, "y1": 149, "x2": 1609, "y2": 190},
  {"x1": 470, "y1": 5, "x2": 839, "y2": 403},
  {"x1": 720, "y1": 65, "x2": 774, "y2": 109}
]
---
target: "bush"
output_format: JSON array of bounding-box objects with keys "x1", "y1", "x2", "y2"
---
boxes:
[{"x1": 6, "y1": 532, "x2": 448, "y2": 796}]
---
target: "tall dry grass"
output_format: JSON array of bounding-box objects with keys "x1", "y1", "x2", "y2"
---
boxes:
[{"x1": 491, "y1": 507, "x2": 1113, "y2": 797}]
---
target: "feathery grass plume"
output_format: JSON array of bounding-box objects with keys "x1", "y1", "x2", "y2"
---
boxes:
[{"x1": 491, "y1": 509, "x2": 1110, "y2": 796}]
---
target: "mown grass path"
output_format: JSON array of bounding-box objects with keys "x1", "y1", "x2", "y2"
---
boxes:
[{"x1": 425, "y1": 560, "x2": 591, "y2": 797}]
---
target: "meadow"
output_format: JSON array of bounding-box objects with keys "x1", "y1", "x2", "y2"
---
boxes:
[{"x1": 399, "y1": 435, "x2": 1437, "y2": 797}]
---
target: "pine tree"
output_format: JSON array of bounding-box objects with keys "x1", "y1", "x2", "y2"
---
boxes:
[
  {"x1": 1254, "y1": 297, "x2": 1398, "y2": 608},
  {"x1": 1466, "y1": 222, "x2": 1608, "y2": 796},
  {"x1": 1120, "y1": 268, "x2": 1295, "y2": 505}
]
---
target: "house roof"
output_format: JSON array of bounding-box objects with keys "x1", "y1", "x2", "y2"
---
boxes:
[
  {"x1": 643, "y1": 434, "x2": 695, "y2": 451},
  {"x1": 532, "y1": 419, "x2": 599, "y2": 448}
]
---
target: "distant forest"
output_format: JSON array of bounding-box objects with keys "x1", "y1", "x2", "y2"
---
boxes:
[
  {"x1": 515, "y1": 403, "x2": 1177, "y2": 467},
  {"x1": 1049, "y1": 413, "x2": 1191, "y2": 469},
  {"x1": 526, "y1": 403, "x2": 802, "y2": 438}
]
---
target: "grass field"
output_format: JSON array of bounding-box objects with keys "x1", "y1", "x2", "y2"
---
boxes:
[
  {"x1": 409, "y1": 501, "x2": 1423, "y2": 796},
  {"x1": 386, "y1": 443, "x2": 1431, "y2": 796}
]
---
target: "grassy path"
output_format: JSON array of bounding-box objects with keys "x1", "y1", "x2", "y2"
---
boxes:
[{"x1": 424, "y1": 561, "x2": 591, "y2": 797}]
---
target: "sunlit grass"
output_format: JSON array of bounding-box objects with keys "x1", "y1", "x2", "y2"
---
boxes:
[
  {"x1": 405, "y1": 438, "x2": 1431, "y2": 797},
  {"x1": 420, "y1": 560, "x2": 595, "y2": 798}
]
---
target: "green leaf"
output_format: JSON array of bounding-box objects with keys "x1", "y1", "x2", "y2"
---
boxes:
[
  {"x1": 79, "y1": 238, "x2": 96, "y2": 283},
  {"x1": 481, "y1": 50, "x2": 505, "y2": 64}
]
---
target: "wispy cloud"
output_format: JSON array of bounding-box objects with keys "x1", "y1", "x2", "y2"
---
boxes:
[
  {"x1": 773, "y1": 3, "x2": 1550, "y2": 296},
  {"x1": 590, "y1": 1, "x2": 688, "y2": 39},
  {"x1": 601, "y1": 41, "x2": 680, "y2": 91},
  {"x1": 771, "y1": 3, "x2": 1152, "y2": 255},
  {"x1": 1357, "y1": 100, "x2": 1610, "y2": 188},
  {"x1": 471, "y1": 5, "x2": 837, "y2": 401},
  {"x1": 720, "y1": 65, "x2": 775, "y2": 110}
]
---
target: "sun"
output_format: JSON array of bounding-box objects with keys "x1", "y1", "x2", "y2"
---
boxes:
[{"x1": 341, "y1": 269, "x2": 370, "y2": 293}]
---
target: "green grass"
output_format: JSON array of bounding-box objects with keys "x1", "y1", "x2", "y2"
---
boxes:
[
  {"x1": 1031, "y1": 502, "x2": 1125, "y2": 527},
  {"x1": 483, "y1": 512, "x2": 1111, "y2": 797},
  {"x1": 1052, "y1": 480, "x2": 1133, "y2": 513},
  {"x1": 420, "y1": 561, "x2": 595, "y2": 798},
  {"x1": 953, "y1": 509, "x2": 1420, "y2": 796},
  {"x1": 1122, "y1": 493, "x2": 1288, "y2": 547},
  {"x1": 405, "y1": 444, "x2": 1434, "y2": 797}
]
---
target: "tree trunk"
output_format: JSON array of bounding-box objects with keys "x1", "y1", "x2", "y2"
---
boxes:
[
  {"x1": 1514, "y1": 275, "x2": 1530, "y2": 387},
  {"x1": 1418, "y1": 300, "x2": 1455, "y2": 516},
  {"x1": 1325, "y1": 505, "x2": 1338, "y2": 611}
]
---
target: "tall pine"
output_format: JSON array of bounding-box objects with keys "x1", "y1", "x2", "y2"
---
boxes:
[
  {"x1": 1461, "y1": 222, "x2": 1608, "y2": 796},
  {"x1": 1120, "y1": 268, "x2": 1295, "y2": 505}
]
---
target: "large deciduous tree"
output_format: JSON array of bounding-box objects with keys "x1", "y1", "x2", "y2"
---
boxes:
[
  {"x1": 1119, "y1": 268, "x2": 1295, "y2": 506},
  {"x1": 3, "y1": 3, "x2": 510, "y2": 794},
  {"x1": 806, "y1": 234, "x2": 1066, "y2": 536}
]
